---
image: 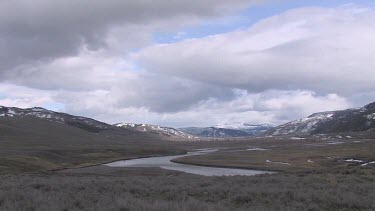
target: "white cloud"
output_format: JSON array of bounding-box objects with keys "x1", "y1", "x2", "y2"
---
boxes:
[
  {"x1": 57, "y1": 89, "x2": 350, "y2": 127},
  {"x1": 5, "y1": 48, "x2": 137, "y2": 91},
  {"x1": 0, "y1": 83, "x2": 56, "y2": 108},
  {"x1": 135, "y1": 6, "x2": 375, "y2": 94}
]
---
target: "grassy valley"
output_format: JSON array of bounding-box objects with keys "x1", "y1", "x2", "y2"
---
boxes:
[{"x1": 0, "y1": 112, "x2": 374, "y2": 211}]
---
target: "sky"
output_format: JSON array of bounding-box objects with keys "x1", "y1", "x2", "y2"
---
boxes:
[{"x1": 1, "y1": 0, "x2": 375, "y2": 127}]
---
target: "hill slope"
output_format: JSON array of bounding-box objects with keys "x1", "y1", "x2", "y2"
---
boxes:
[
  {"x1": 0, "y1": 106, "x2": 187, "y2": 173},
  {"x1": 115, "y1": 123, "x2": 199, "y2": 140},
  {"x1": 0, "y1": 106, "x2": 112, "y2": 133},
  {"x1": 179, "y1": 123, "x2": 275, "y2": 138},
  {"x1": 265, "y1": 102, "x2": 375, "y2": 136}
]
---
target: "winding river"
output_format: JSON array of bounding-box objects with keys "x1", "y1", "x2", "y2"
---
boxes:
[{"x1": 104, "y1": 149, "x2": 271, "y2": 176}]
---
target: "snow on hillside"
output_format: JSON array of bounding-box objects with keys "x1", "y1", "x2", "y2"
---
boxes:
[
  {"x1": 1, "y1": 106, "x2": 62, "y2": 120},
  {"x1": 267, "y1": 102, "x2": 375, "y2": 136},
  {"x1": 214, "y1": 122, "x2": 275, "y2": 130},
  {"x1": 214, "y1": 122, "x2": 275, "y2": 136},
  {"x1": 0, "y1": 106, "x2": 111, "y2": 130},
  {"x1": 115, "y1": 123, "x2": 199, "y2": 140},
  {"x1": 271, "y1": 112, "x2": 336, "y2": 136},
  {"x1": 179, "y1": 123, "x2": 275, "y2": 137}
]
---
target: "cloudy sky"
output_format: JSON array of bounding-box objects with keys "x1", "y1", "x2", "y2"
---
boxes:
[{"x1": 1, "y1": 0, "x2": 375, "y2": 127}]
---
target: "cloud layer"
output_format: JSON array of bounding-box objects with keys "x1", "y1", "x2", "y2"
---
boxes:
[
  {"x1": 1, "y1": 2, "x2": 374, "y2": 127},
  {"x1": 0, "y1": 0, "x2": 255, "y2": 74},
  {"x1": 136, "y1": 6, "x2": 375, "y2": 94}
]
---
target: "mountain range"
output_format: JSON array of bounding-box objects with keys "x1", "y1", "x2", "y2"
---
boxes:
[
  {"x1": 1, "y1": 101, "x2": 375, "y2": 140},
  {"x1": 179, "y1": 123, "x2": 275, "y2": 138},
  {"x1": 115, "y1": 123, "x2": 199, "y2": 140}
]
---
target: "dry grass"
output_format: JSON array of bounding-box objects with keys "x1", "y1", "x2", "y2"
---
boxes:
[
  {"x1": 173, "y1": 139, "x2": 375, "y2": 173},
  {"x1": 0, "y1": 167, "x2": 374, "y2": 211}
]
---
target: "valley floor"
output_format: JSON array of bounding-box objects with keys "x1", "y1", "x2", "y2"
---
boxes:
[
  {"x1": 0, "y1": 134, "x2": 374, "y2": 211},
  {"x1": 174, "y1": 137, "x2": 375, "y2": 173}
]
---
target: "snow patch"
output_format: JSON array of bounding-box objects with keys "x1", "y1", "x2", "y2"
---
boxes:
[
  {"x1": 31, "y1": 107, "x2": 47, "y2": 112},
  {"x1": 115, "y1": 123, "x2": 136, "y2": 127},
  {"x1": 291, "y1": 137, "x2": 306, "y2": 140},
  {"x1": 361, "y1": 161, "x2": 375, "y2": 166},
  {"x1": 366, "y1": 113, "x2": 375, "y2": 120},
  {"x1": 327, "y1": 141, "x2": 344, "y2": 145},
  {"x1": 266, "y1": 160, "x2": 291, "y2": 165},
  {"x1": 246, "y1": 148, "x2": 268, "y2": 151},
  {"x1": 345, "y1": 159, "x2": 364, "y2": 163}
]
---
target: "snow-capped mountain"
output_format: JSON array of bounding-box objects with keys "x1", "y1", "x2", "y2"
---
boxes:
[
  {"x1": 214, "y1": 122, "x2": 275, "y2": 136},
  {"x1": 265, "y1": 101, "x2": 375, "y2": 136},
  {"x1": 179, "y1": 123, "x2": 275, "y2": 137},
  {"x1": 0, "y1": 105, "x2": 112, "y2": 132},
  {"x1": 115, "y1": 123, "x2": 199, "y2": 140},
  {"x1": 215, "y1": 122, "x2": 275, "y2": 130},
  {"x1": 199, "y1": 127, "x2": 250, "y2": 137}
]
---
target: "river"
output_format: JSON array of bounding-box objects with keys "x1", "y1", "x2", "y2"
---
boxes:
[{"x1": 104, "y1": 149, "x2": 271, "y2": 176}]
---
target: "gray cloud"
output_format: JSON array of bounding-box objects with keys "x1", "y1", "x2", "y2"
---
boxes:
[
  {"x1": 4, "y1": 50, "x2": 133, "y2": 91},
  {"x1": 0, "y1": 0, "x2": 257, "y2": 74},
  {"x1": 111, "y1": 74, "x2": 234, "y2": 113}
]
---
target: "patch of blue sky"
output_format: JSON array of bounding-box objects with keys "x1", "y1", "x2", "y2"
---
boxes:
[
  {"x1": 0, "y1": 93, "x2": 6, "y2": 99},
  {"x1": 152, "y1": 15, "x2": 251, "y2": 44},
  {"x1": 43, "y1": 102, "x2": 65, "y2": 112},
  {"x1": 153, "y1": 0, "x2": 374, "y2": 44},
  {"x1": 131, "y1": 64, "x2": 143, "y2": 72},
  {"x1": 129, "y1": 47, "x2": 143, "y2": 53}
]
